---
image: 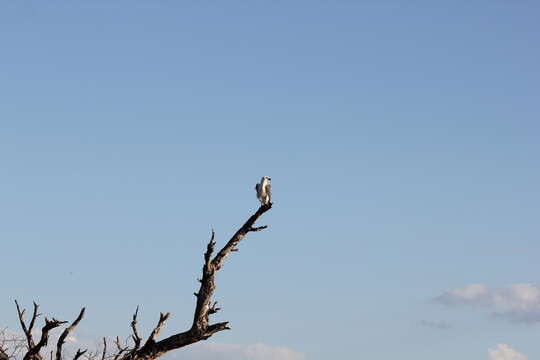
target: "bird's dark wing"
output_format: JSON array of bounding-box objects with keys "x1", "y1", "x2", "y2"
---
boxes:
[
  {"x1": 255, "y1": 183, "x2": 260, "y2": 192},
  {"x1": 265, "y1": 184, "x2": 271, "y2": 200}
]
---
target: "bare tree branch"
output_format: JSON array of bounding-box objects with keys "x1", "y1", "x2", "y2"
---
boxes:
[
  {"x1": 141, "y1": 313, "x2": 170, "y2": 352},
  {"x1": 56, "y1": 308, "x2": 85, "y2": 360},
  {"x1": 15, "y1": 301, "x2": 39, "y2": 355},
  {"x1": 112, "y1": 337, "x2": 127, "y2": 360},
  {"x1": 130, "y1": 308, "x2": 141, "y2": 351},
  {"x1": 212, "y1": 203, "x2": 272, "y2": 269},
  {"x1": 100, "y1": 339, "x2": 106, "y2": 360},
  {"x1": 28, "y1": 303, "x2": 40, "y2": 340},
  {"x1": 116, "y1": 202, "x2": 272, "y2": 360},
  {"x1": 72, "y1": 350, "x2": 86, "y2": 360},
  {"x1": 23, "y1": 317, "x2": 67, "y2": 360}
]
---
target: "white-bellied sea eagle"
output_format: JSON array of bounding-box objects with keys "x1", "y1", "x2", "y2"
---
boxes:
[{"x1": 255, "y1": 176, "x2": 271, "y2": 205}]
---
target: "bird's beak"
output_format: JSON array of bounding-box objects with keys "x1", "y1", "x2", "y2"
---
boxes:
[{"x1": 268, "y1": 178, "x2": 272, "y2": 181}]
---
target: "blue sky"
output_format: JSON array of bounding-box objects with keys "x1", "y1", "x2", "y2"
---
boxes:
[{"x1": 1, "y1": 1, "x2": 539, "y2": 359}]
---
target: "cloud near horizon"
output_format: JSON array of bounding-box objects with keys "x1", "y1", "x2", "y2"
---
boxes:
[
  {"x1": 2, "y1": 328, "x2": 304, "y2": 360},
  {"x1": 488, "y1": 344, "x2": 528, "y2": 360},
  {"x1": 435, "y1": 283, "x2": 540, "y2": 323},
  {"x1": 58, "y1": 337, "x2": 306, "y2": 360},
  {"x1": 168, "y1": 342, "x2": 306, "y2": 360}
]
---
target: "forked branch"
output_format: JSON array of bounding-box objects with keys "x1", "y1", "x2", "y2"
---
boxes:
[
  {"x1": 13, "y1": 302, "x2": 85, "y2": 360},
  {"x1": 23, "y1": 317, "x2": 67, "y2": 360},
  {"x1": 15, "y1": 301, "x2": 40, "y2": 354},
  {"x1": 117, "y1": 202, "x2": 272, "y2": 360}
]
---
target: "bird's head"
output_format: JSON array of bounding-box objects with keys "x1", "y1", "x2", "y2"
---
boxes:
[{"x1": 263, "y1": 176, "x2": 271, "y2": 182}]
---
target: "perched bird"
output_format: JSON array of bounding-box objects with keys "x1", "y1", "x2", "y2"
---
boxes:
[{"x1": 255, "y1": 176, "x2": 272, "y2": 205}]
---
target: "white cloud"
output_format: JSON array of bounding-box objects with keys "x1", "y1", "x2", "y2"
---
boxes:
[
  {"x1": 446, "y1": 283, "x2": 489, "y2": 302},
  {"x1": 66, "y1": 336, "x2": 78, "y2": 343},
  {"x1": 166, "y1": 342, "x2": 305, "y2": 360},
  {"x1": 435, "y1": 283, "x2": 540, "y2": 323},
  {"x1": 488, "y1": 344, "x2": 528, "y2": 360}
]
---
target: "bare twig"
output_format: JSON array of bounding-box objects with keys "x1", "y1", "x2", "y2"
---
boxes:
[
  {"x1": 112, "y1": 337, "x2": 127, "y2": 360},
  {"x1": 130, "y1": 308, "x2": 141, "y2": 351},
  {"x1": 73, "y1": 349, "x2": 87, "y2": 360}
]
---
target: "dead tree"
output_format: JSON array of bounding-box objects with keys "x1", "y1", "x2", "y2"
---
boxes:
[{"x1": 8, "y1": 202, "x2": 272, "y2": 360}]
